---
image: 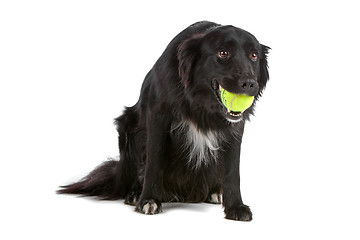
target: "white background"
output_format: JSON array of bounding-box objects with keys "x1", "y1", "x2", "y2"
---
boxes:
[{"x1": 1, "y1": 0, "x2": 359, "y2": 239}]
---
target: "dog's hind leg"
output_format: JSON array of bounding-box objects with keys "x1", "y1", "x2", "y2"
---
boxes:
[{"x1": 113, "y1": 106, "x2": 145, "y2": 201}]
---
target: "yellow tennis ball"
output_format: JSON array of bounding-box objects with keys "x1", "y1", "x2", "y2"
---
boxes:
[{"x1": 220, "y1": 88, "x2": 254, "y2": 113}]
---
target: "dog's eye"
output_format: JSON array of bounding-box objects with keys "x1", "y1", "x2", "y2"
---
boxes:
[
  {"x1": 218, "y1": 50, "x2": 229, "y2": 59},
  {"x1": 250, "y1": 52, "x2": 258, "y2": 61}
]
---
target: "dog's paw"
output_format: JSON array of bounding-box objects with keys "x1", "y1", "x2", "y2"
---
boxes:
[
  {"x1": 225, "y1": 204, "x2": 252, "y2": 221},
  {"x1": 206, "y1": 193, "x2": 223, "y2": 204},
  {"x1": 124, "y1": 192, "x2": 139, "y2": 206},
  {"x1": 135, "y1": 199, "x2": 162, "y2": 215}
]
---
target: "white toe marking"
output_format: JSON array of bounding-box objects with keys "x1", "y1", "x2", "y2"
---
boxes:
[
  {"x1": 151, "y1": 203, "x2": 158, "y2": 214},
  {"x1": 142, "y1": 202, "x2": 158, "y2": 214},
  {"x1": 143, "y1": 203, "x2": 151, "y2": 214},
  {"x1": 210, "y1": 193, "x2": 223, "y2": 204}
]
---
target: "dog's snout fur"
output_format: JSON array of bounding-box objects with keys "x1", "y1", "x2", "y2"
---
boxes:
[{"x1": 220, "y1": 75, "x2": 259, "y2": 96}]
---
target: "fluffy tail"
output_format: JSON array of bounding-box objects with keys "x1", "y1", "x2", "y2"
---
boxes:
[
  {"x1": 57, "y1": 159, "x2": 119, "y2": 199},
  {"x1": 58, "y1": 105, "x2": 140, "y2": 200}
]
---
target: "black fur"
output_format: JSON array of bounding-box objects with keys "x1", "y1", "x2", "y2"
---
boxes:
[{"x1": 58, "y1": 21, "x2": 270, "y2": 221}]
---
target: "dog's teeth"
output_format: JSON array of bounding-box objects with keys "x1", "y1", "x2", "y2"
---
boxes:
[
  {"x1": 228, "y1": 110, "x2": 242, "y2": 117},
  {"x1": 219, "y1": 85, "x2": 223, "y2": 91},
  {"x1": 227, "y1": 108, "x2": 230, "y2": 113}
]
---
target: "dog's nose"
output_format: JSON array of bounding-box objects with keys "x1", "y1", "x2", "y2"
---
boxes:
[{"x1": 239, "y1": 78, "x2": 258, "y2": 95}]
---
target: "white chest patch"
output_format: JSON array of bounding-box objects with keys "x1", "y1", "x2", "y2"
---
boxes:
[{"x1": 171, "y1": 121, "x2": 224, "y2": 169}]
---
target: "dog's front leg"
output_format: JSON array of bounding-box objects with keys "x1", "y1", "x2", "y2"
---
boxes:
[
  {"x1": 223, "y1": 124, "x2": 253, "y2": 221},
  {"x1": 135, "y1": 111, "x2": 169, "y2": 215}
]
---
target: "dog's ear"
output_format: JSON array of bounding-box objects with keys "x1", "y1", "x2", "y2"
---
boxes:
[
  {"x1": 258, "y1": 44, "x2": 270, "y2": 96},
  {"x1": 177, "y1": 34, "x2": 204, "y2": 88}
]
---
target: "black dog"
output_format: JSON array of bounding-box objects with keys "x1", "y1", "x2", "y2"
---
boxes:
[{"x1": 58, "y1": 21, "x2": 270, "y2": 221}]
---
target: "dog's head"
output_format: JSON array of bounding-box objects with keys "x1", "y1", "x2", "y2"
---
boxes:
[{"x1": 177, "y1": 25, "x2": 270, "y2": 123}]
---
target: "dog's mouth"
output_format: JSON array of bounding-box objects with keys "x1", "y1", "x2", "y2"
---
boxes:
[{"x1": 213, "y1": 81, "x2": 243, "y2": 121}]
